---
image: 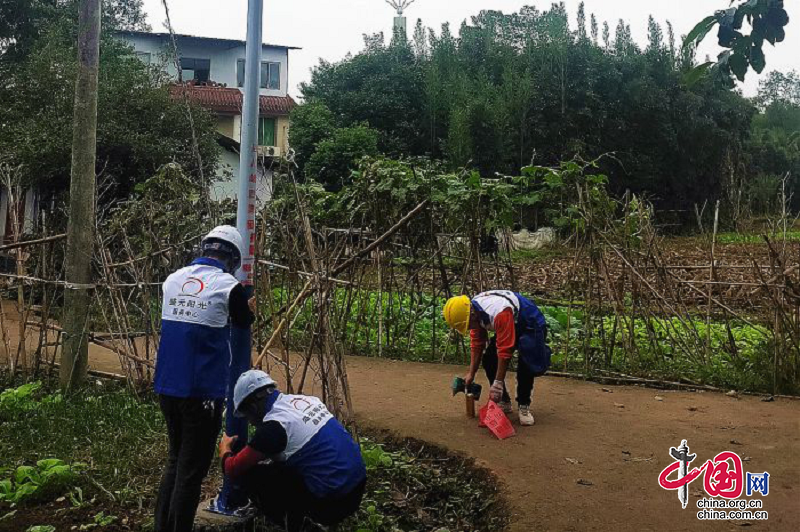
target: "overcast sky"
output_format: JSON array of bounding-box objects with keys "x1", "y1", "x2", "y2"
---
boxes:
[{"x1": 139, "y1": 0, "x2": 799, "y2": 98}]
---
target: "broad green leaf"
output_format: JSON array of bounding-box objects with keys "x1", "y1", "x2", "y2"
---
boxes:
[
  {"x1": 36, "y1": 459, "x2": 64, "y2": 471},
  {"x1": 0, "y1": 480, "x2": 12, "y2": 499},
  {"x1": 18, "y1": 382, "x2": 42, "y2": 396},
  {"x1": 15, "y1": 466, "x2": 38, "y2": 485},
  {"x1": 728, "y1": 52, "x2": 749, "y2": 81},
  {"x1": 750, "y1": 46, "x2": 766, "y2": 73},
  {"x1": 683, "y1": 15, "x2": 717, "y2": 47},
  {"x1": 683, "y1": 62, "x2": 714, "y2": 86},
  {"x1": 12, "y1": 483, "x2": 39, "y2": 503},
  {"x1": 41, "y1": 465, "x2": 72, "y2": 480}
]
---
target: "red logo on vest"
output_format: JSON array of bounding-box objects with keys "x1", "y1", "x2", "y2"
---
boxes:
[{"x1": 180, "y1": 277, "x2": 205, "y2": 297}]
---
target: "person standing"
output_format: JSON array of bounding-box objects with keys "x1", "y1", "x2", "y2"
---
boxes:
[
  {"x1": 153, "y1": 226, "x2": 255, "y2": 532},
  {"x1": 218, "y1": 370, "x2": 366, "y2": 531},
  {"x1": 443, "y1": 290, "x2": 551, "y2": 426}
]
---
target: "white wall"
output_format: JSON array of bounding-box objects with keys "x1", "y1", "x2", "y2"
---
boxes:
[
  {"x1": 212, "y1": 149, "x2": 273, "y2": 206},
  {"x1": 121, "y1": 34, "x2": 289, "y2": 98},
  {"x1": 23, "y1": 190, "x2": 37, "y2": 234},
  {"x1": 119, "y1": 33, "x2": 284, "y2": 208},
  {"x1": 0, "y1": 187, "x2": 38, "y2": 244}
]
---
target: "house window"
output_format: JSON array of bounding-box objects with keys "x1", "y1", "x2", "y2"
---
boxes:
[
  {"x1": 258, "y1": 117, "x2": 276, "y2": 146},
  {"x1": 135, "y1": 51, "x2": 151, "y2": 65},
  {"x1": 237, "y1": 60, "x2": 281, "y2": 90},
  {"x1": 180, "y1": 57, "x2": 211, "y2": 83}
]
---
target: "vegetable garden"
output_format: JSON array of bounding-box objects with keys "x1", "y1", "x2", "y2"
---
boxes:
[{"x1": 1, "y1": 156, "x2": 799, "y2": 404}]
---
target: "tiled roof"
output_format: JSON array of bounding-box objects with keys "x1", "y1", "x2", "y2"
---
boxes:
[{"x1": 170, "y1": 83, "x2": 297, "y2": 116}]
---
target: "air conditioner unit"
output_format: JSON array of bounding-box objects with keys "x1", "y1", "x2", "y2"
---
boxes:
[{"x1": 257, "y1": 146, "x2": 281, "y2": 158}]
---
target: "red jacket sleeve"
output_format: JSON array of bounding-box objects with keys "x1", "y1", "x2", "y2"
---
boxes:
[
  {"x1": 494, "y1": 309, "x2": 516, "y2": 360},
  {"x1": 222, "y1": 446, "x2": 266, "y2": 481},
  {"x1": 470, "y1": 326, "x2": 488, "y2": 361}
]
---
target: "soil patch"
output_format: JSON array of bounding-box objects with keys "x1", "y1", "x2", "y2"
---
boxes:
[{"x1": 347, "y1": 356, "x2": 800, "y2": 532}]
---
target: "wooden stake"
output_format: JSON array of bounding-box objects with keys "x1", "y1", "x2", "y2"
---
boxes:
[
  {"x1": 61, "y1": 0, "x2": 101, "y2": 392},
  {"x1": 466, "y1": 394, "x2": 476, "y2": 418}
]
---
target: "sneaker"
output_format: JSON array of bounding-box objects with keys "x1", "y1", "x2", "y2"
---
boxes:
[
  {"x1": 518, "y1": 405, "x2": 535, "y2": 426},
  {"x1": 498, "y1": 400, "x2": 513, "y2": 414}
]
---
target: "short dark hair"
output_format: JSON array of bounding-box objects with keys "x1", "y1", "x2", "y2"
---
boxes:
[{"x1": 203, "y1": 249, "x2": 230, "y2": 262}]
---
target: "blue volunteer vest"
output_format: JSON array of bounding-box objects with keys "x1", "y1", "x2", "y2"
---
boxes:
[
  {"x1": 154, "y1": 258, "x2": 240, "y2": 399},
  {"x1": 515, "y1": 292, "x2": 552, "y2": 375},
  {"x1": 263, "y1": 392, "x2": 366, "y2": 498},
  {"x1": 471, "y1": 291, "x2": 551, "y2": 375}
]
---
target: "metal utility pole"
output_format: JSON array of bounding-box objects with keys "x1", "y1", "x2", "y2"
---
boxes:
[
  {"x1": 60, "y1": 0, "x2": 101, "y2": 392},
  {"x1": 212, "y1": 0, "x2": 262, "y2": 514}
]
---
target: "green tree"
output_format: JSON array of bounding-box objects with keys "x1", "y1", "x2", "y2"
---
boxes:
[
  {"x1": 412, "y1": 18, "x2": 428, "y2": 59},
  {"x1": 749, "y1": 70, "x2": 800, "y2": 211},
  {"x1": 297, "y1": 3, "x2": 762, "y2": 222},
  {"x1": 300, "y1": 33, "x2": 426, "y2": 157},
  {"x1": 755, "y1": 70, "x2": 800, "y2": 109},
  {"x1": 666, "y1": 21, "x2": 676, "y2": 62},
  {"x1": 646, "y1": 16, "x2": 663, "y2": 53},
  {"x1": 288, "y1": 100, "x2": 336, "y2": 174},
  {"x1": 305, "y1": 126, "x2": 380, "y2": 191},
  {"x1": 0, "y1": 6, "x2": 218, "y2": 201},
  {"x1": 576, "y1": 2, "x2": 588, "y2": 41},
  {"x1": 614, "y1": 19, "x2": 625, "y2": 53},
  {"x1": 0, "y1": 0, "x2": 148, "y2": 60}
]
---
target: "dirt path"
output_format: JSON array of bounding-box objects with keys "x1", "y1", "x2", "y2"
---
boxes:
[
  {"x1": 83, "y1": 350, "x2": 800, "y2": 531},
  {"x1": 345, "y1": 358, "x2": 799, "y2": 532}
]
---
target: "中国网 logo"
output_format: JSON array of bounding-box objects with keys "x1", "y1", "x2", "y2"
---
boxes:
[{"x1": 657, "y1": 439, "x2": 769, "y2": 521}]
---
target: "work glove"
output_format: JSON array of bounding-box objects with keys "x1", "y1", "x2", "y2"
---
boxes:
[{"x1": 490, "y1": 379, "x2": 504, "y2": 403}]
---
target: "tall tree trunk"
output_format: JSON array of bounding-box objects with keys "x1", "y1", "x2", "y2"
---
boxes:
[{"x1": 60, "y1": 0, "x2": 101, "y2": 392}]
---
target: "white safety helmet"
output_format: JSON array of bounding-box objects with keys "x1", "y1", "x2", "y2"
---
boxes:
[
  {"x1": 201, "y1": 225, "x2": 244, "y2": 273},
  {"x1": 233, "y1": 369, "x2": 277, "y2": 417}
]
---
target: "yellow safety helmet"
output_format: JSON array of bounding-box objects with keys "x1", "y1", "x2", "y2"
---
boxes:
[{"x1": 443, "y1": 295, "x2": 472, "y2": 336}]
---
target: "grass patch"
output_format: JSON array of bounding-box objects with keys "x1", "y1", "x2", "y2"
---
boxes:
[
  {"x1": 0, "y1": 374, "x2": 164, "y2": 531},
  {"x1": 509, "y1": 246, "x2": 568, "y2": 263},
  {"x1": 0, "y1": 376, "x2": 508, "y2": 532},
  {"x1": 713, "y1": 231, "x2": 800, "y2": 244}
]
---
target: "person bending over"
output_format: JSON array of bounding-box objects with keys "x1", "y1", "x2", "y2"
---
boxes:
[{"x1": 443, "y1": 290, "x2": 551, "y2": 426}]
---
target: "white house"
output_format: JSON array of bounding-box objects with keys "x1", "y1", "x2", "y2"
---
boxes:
[
  {"x1": 116, "y1": 30, "x2": 300, "y2": 204},
  {"x1": 0, "y1": 32, "x2": 299, "y2": 247}
]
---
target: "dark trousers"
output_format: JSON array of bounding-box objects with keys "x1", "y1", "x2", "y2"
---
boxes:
[
  {"x1": 243, "y1": 462, "x2": 366, "y2": 532},
  {"x1": 482, "y1": 338, "x2": 535, "y2": 406},
  {"x1": 155, "y1": 395, "x2": 223, "y2": 532}
]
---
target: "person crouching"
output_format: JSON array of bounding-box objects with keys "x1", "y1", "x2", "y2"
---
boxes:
[{"x1": 218, "y1": 370, "x2": 366, "y2": 531}]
